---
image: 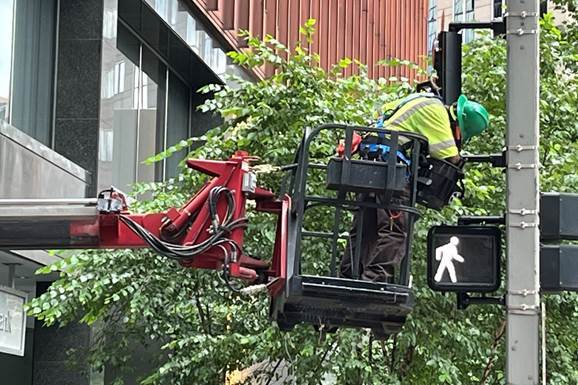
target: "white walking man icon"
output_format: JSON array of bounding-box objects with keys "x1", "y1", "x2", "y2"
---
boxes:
[{"x1": 434, "y1": 236, "x2": 465, "y2": 283}]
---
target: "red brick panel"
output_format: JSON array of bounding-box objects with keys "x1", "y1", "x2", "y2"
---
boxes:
[{"x1": 190, "y1": 0, "x2": 428, "y2": 81}]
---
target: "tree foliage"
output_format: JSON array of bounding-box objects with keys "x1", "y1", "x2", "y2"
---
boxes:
[{"x1": 26, "y1": 13, "x2": 578, "y2": 385}]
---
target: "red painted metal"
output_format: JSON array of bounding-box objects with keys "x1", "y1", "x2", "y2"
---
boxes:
[
  {"x1": 344, "y1": 0, "x2": 352, "y2": 76},
  {"x1": 255, "y1": 196, "x2": 290, "y2": 297},
  {"x1": 277, "y1": 0, "x2": 289, "y2": 60},
  {"x1": 351, "y1": 0, "x2": 359, "y2": 75},
  {"x1": 206, "y1": 0, "x2": 218, "y2": 10},
  {"x1": 250, "y1": 0, "x2": 264, "y2": 38},
  {"x1": 289, "y1": 0, "x2": 300, "y2": 52},
  {"x1": 264, "y1": 0, "x2": 277, "y2": 76},
  {"x1": 60, "y1": 152, "x2": 290, "y2": 283},
  {"x1": 378, "y1": 0, "x2": 385, "y2": 79},
  {"x1": 339, "y1": 0, "x2": 344, "y2": 64},
  {"x1": 190, "y1": 0, "x2": 428, "y2": 80},
  {"x1": 299, "y1": 0, "x2": 310, "y2": 48},
  {"x1": 359, "y1": 0, "x2": 367, "y2": 76},
  {"x1": 221, "y1": 0, "x2": 235, "y2": 29},
  {"x1": 310, "y1": 0, "x2": 320, "y2": 55},
  {"x1": 372, "y1": 0, "x2": 379, "y2": 78},
  {"x1": 235, "y1": 0, "x2": 250, "y2": 46}
]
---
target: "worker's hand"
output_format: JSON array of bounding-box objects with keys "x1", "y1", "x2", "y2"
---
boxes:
[
  {"x1": 445, "y1": 155, "x2": 462, "y2": 166},
  {"x1": 336, "y1": 133, "x2": 363, "y2": 157}
]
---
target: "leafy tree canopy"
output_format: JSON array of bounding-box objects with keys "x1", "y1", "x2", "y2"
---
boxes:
[{"x1": 26, "y1": 9, "x2": 578, "y2": 385}]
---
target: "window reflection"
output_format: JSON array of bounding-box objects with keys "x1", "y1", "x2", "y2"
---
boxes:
[
  {"x1": 99, "y1": 0, "x2": 252, "y2": 193},
  {"x1": 99, "y1": 12, "x2": 190, "y2": 192},
  {"x1": 427, "y1": 0, "x2": 437, "y2": 54},
  {"x1": 144, "y1": 0, "x2": 232, "y2": 78},
  {"x1": 454, "y1": 0, "x2": 475, "y2": 43},
  {"x1": 166, "y1": 72, "x2": 189, "y2": 178},
  {"x1": 137, "y1": 47, "x2": 163, "y2": 185},
  {"x1": 99, "y1": 22, "x2": 140, "y2": 193},
  {"x1": 0, "y1": 0, "x2": 57, "y2": 146},
  {"x1": 0, "y1": 0, "x2": 14, "y2": 122}
]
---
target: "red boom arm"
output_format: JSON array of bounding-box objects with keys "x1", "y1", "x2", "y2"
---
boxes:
[{"x1": 0, "y1": 151, "x2": 287, "y2": 288}]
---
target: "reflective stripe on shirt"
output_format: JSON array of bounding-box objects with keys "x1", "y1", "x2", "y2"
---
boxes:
[
  {"x1": 388, "y1": 98, "x2": 441, "y2": 127},
  {"x1": 429, "y1": 139, "x2": 458, "y2": 154},
  {"x1": 382, "y1": 96, "x2": 458, "y2": 159}
]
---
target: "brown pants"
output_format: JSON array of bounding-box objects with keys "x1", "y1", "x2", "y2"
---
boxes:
[{"x1": 340, "y1": 194, "x2": 408, "y2": 282}]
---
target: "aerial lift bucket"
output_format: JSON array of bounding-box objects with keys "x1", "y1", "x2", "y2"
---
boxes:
[{"x1": 269, "y1": 124, "x2": 429, "y2": 337}]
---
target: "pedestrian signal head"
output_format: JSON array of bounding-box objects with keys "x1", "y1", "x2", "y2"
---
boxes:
[
  {"x1": 456, "y1": 95, "x2": 489, "y2": 143},
  {"x1": 427, "y1": 225, "x2": 502, "y2": 293}
]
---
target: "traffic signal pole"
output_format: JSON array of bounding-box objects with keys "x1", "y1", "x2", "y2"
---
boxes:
[{"x1": 505, "y1": 0, "x2": 541, "y2": 383}]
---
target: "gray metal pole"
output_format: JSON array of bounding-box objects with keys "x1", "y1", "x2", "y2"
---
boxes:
[{"x1": 505, "y1": 0, "x2": 541, "y2": 384}]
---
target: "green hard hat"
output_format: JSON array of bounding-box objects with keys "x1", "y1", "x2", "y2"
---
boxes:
[{"x1": 456, "y1": 95, "x2": 489, "y2": 142}]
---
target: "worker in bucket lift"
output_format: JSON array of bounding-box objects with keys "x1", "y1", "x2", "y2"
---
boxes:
[{"x1": 339, "y1": 93, "x2": 489, "y2": 282}]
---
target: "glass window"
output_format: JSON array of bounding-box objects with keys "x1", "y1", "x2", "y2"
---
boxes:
[
  {"x1": 464, "y1": 1, "x2": 475, "y2": 43},
  {"x1": 100, "y1": 23, "x2": 140, "y2": 193},
  {"x1": 454, "y1": 0, "x2": 475, "y2": 43},
  {"x1": 454, "y1": 0, "x2": 463, "y2": 18},
  {"x1": 0, "y1": 0, "x2": 14, "y2": 123},
  {"x1": 137, "y1": 47, "x2": 164, "y2": 184},
  {"x1": 493, "y1": 0, "x2": 503, "y2": 18},
  {"x1": 427, "y1": 0, "x2": 437, "y2": 54},
  {"x1": 166, "y1": 72, "x2": 190, "y2": 178},
  {"x1": 99, "y1": 6, "x2": 194, "y2": 193},
  {"x1": 1, "y1": 0, "x2": 57, "y2": 146},
  {"x1": 144, "y1": 0, "x2": 244, "y2": 81}
]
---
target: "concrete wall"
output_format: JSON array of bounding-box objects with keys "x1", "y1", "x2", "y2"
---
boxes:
[{"x1": 0, "y1": 121, "x2": 89, "y2": 199}]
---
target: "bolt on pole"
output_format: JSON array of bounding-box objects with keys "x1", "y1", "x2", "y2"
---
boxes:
[{"x1": 505, "y1": 0, "x2": 541, "y2": 384}]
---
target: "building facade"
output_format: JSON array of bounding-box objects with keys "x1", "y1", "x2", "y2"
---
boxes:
[
  {"x1": 427, "y1": 0, "x2": 555, "y2": 53},
  {"x1": 427, "y1": 0, "x2": 498, "y2": 53},
  {"x1": 0, "y1": 1, "x2": 428, "y2": 384},
  {"x1": 193, "y1": 0, "x2": 429, "y2": 80}
]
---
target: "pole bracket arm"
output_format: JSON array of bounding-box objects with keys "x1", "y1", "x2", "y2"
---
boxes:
[
  {"x1": 508, "y1": 162, "x2": 538, "y2": 170},
  {"x1": 508, "y1": 144, "x2": 538, "y2": 153},
  {"x1": 507, "y1": 28, "x2": 537, "y2": 36},
  {"x1": 509, "y1": 221, "x2": 538, "y2": 229},
  {"x1": 456, "y1": 292, "x2": 505, "y2": 310},
  {"x1": 504, "y1": 11, "x2": 538, "y2": 18},
  {"x1": 448, "y1": 19, "x2": 506, "y2": 36},
  {"x1": 508, "y1": 289, "x2": 538, "y2": 296},
  {"x1": 462, "y1": 150, "x2": 506, "y2": 168},
  {"x1": 508, "y1": 208, "x2": 537, "y2": 216},
  {"x1": 507, "y1": 304, "x2": 540, "y2": 315}
]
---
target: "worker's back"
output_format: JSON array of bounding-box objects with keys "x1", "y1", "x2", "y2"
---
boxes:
[{"x1": 383, "y1": 95, "x2": 458, "y2": 160}]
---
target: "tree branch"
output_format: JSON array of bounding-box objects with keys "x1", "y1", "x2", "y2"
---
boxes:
[
  {"x1": 314, "y1": 340, "x2": 338, "y2": 385},
  {"x1": 479, "y1": 320, "x2": 507, "y2": 385},
  {"x1": 193, "y1": 282, "x2": 212, "y2": 335},
  {"x1": 265, "y1": 359, "x2": 283, "y2": 385}
]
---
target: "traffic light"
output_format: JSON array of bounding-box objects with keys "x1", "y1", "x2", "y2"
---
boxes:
[
  {"x1": 540, "y1": 193, "x2": 578, "y2": 292},
  {"x1": 541, "y1": 245, "x2": 578, "y2": 292},
  {"x1": 433, "y1": 31, "x2": 462, "y2": 105},
  {"x1": 427, "y1": 225, "x2": 501, "y2": 292}
]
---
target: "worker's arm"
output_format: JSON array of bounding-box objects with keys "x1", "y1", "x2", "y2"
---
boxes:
[
  {"x1": 416, "y1": 103, "x2": 459, "y2": 160},
  {"x1": 336, "y1": 133, "x2": 363, "y2": 156},
  {"x1": 445, "y1": 155, "x2": 462, "y2": 165}
]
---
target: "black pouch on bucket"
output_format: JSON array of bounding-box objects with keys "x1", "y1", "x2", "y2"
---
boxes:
[{"x1": 417, "y1": 158, "x2": 464, "y2": 210}]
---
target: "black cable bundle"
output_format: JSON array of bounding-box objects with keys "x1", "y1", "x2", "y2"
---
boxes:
[{"x1": 119, "y1": 187, "x2": 248, "y2": 261}]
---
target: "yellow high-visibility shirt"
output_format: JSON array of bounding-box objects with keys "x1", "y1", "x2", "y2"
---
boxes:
[{"x1": 382, "y1": 95, "x2": 458, "y2": 160}]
